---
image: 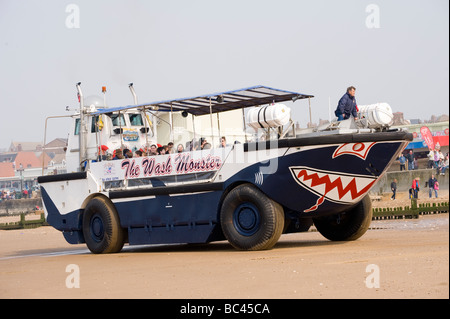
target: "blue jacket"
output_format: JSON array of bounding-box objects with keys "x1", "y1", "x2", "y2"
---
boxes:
[
  {"x1": 428, "y1": 177, "x2": 437, "y2": 188},
  {"x1": 335, "y1": 92, "x2": 358, "y2": 118}
]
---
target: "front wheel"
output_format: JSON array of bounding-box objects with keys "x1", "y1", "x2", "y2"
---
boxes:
[
  {"x1": 312, "y1": 195, "x2": 372, "y2": 241},
  {"x1": 220, "y1": 184, "x2": 284, "y2": 250},
  {"x1": 82, "y1": 196, "x2": 125, "y2": 254}
]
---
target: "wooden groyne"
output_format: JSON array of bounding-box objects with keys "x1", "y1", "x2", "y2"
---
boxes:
[
  {"x1": 0, "y1": 212, "x2": 48, "y2": 230},
  {"x1": 372, "y1": 200, "x2": 449, "y2": 220}
]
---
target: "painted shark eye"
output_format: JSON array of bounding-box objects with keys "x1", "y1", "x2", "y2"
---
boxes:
[
  {"x1": 352, "y1": 143, "x2": 365, "y2": 152},
  {"x1": 332, "y1": 142, "x2": 377, "y2": 160}
]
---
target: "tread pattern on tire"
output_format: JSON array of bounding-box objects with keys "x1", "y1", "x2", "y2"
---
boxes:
[
  {"x1": 220, "y1": 184, "x2": 284, "y2": 251},
  {"x1": 82, "y1": 196, "x2": 125, "y2": 254},
  {"x1": 313, "y1": 195, "x2": 372, "y2": 241}
]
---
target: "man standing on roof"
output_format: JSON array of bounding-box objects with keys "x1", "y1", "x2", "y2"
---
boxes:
[{"x1": 335, "y1": 86, "x2": 358, "y2": 121}]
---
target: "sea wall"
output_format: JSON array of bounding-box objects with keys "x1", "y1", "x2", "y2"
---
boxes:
[
  {"x1": 371, "y1": 169, "x2": 449, "y2": 195},
  {"x1": 0, "y1": 198, "x2": 42, "y2": 216}
]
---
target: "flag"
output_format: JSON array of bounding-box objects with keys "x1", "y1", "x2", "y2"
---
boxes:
[
  {"x1": 97, "y1": 116, "x2": 104, "y2": 131},
  {"x1": 420, "y1": 126, "x2": 434, "y2": 150},
  {"x1": 146, "y1": 114, "x2": 153, "y2": 128}
]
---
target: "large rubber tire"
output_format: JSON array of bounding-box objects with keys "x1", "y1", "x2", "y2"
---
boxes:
[
  {"x1": 82, "y1": 197, "x2": 125, "y2": 254},
  {"x1": 312, "y1": 195, "x2": 372, "y2": 241},
  {"x1": 220, "y1": 184, "x2": 284, "y2": 251}
]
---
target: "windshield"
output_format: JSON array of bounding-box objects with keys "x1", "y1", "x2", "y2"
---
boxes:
[
  {"x1": 129, "y1": 114, "x2": 144, "y2": 126},
  {"x1": 110, "y1": 114, "x2": 126, "y2": 127}
]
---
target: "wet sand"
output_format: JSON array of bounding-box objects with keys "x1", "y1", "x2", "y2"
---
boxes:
[{"x1": 0, "y1": 213, "x2": 448, "y2": 299}]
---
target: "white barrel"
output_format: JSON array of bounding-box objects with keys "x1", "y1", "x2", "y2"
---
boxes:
[
  {"x1": 358, "y1": 103, "x2": 393, "y2": 127},
  {"x1": 247, "y1": 103, "x2": 291, "y2": 130}
]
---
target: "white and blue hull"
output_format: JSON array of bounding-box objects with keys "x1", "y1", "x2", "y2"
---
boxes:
[{"x1": 38, "y1": 131, "x2": 411, "y2": 251}]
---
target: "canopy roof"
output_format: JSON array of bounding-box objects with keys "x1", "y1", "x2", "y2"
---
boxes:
[{"x1": 95, "y1": 85, "x2": 314, "y2": 116}]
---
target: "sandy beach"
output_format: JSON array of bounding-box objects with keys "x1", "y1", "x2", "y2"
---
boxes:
[{"x1": 0, "y1": 207, "x2": 448, "y2": 299}]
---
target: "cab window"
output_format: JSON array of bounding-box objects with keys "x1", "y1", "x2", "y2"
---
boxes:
[
  {"x1": 74, "y1": 118, "x2": 80, "y2": 135},
  {"x1": 91, "y1": 116, "x2": 101, "y2": 133},
  {"x1": 110, "y1": 114, "x2": 126, "y2": 127},
  {"x1": 129, "y1": 114, "x2": 144, "y2": 126}
]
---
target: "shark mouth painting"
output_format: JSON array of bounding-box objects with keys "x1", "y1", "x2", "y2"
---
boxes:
[{"x1": 289, "y1": 166, "x2": 378, "y2": 213}]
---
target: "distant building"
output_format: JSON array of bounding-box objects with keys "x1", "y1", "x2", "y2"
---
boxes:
[
  {"x1": 0, "y1": 162, "x2": 14, "y2": 178},
  {"x1": 14, "y1": 151, "x2": 42, "y2": 169},
  {"x1": 392, "y1": 112, "x2": 410, "y2": 126},
  {"x1": 41, "y1": 138, "x2": 68, "y2": 171},
  {"x1": 0, "y1": 138, "x2": 68, "y2": 192},
  {"x1": 0, "y1": 152, "x2": 16, "y2": 163},
  {"x1": 9, "y1": 141, "x2": 43, "y2": 152},
  {"x1": 43, "y1": 138, "x2": 67, "y2": 155},
  {"x1": 437, "y1": 114, "x2": 449, "y2": 122}
]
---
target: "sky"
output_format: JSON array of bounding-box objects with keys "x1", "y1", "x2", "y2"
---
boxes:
[{"x1": 0, "y1": 0, "x2": 448, "y2": 149}]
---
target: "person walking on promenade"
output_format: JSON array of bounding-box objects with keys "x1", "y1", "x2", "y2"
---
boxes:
[
  {"x1": 399, "y1": 154, "x2": 406, "y2": 171},
  {"x1": 411, "y1": 177, "x2": 420, "y2": 199},
  {"x1": 390, "y1": 179, "x2": 397, "y2": 200},
  {"x1": 433, "y1": 147, "x2": 441, "y2": 171},
  {"x1": 427, "y1": 148, "x2": 435, "y2": 169},
  {"x1": 434, "y1": 180, "x2": 439, "y2": 198},
  {"x1": 406, "y1": 150, "x2": 415, "y2": 170},
  {"x1": 428, "y1": 175, "x2": 438, "y2": 198},
  {"x1": 440, "y1": 154, "x2": 449, "y2": 175},
  {"x1": 436, "y1": 150, "x2": 445, "y2": 175}
]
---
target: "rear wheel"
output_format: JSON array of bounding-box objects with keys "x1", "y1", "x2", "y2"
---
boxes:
[
  {"x1": 220, "y1": 184, "x2": 284, "y2": 250},
  {"x1": 82, "y1": 196, "x2": 125, "y2": 254},
  {"x1": 312, "y1": 195, "x2": 372, "y2": 241}
]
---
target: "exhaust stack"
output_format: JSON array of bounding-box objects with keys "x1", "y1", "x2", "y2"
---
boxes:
[{"x1": 129, "y1": 83, "x2": 138, "y2": 104}]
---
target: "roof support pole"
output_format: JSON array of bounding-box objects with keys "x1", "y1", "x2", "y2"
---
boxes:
[
  {"x1": 209, "y1": 97, "x2": 215, "y2": 148},
  {"x1": 308, "y1": 97, "x2": 312, "y2": 127},
  {"x1": 94, "y1": 115, "x2": 100, "y2": 161},
  {"x1": 192, "y1": 114, "x2": 196, "y2": 149},
  {"x1": 119, "y1": 111, "x2": 123, "y2": 150},
  {"x1": 217, "y1": 112, "x2": 221, "y2": 145},
  {"x1": 75, "y1": 82, "x2": 86, "y2": 171},
  {"x1": 242, "y1": 108, "x2": 248, "y2": 143},
  {"x1": 142, "y1": 106, "x2": 149, "y2": 149},
  {"x1": 170, "y1": 102, "x2": 174, "y2": 143}
]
